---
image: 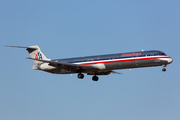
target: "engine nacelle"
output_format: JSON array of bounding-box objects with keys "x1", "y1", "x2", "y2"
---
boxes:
[
  {"x1": 92, "y1": 63, "x2": 106, "y2": 69},
  {"x1": 40, "y1": 63, "x2": 56, "y2": 70}
]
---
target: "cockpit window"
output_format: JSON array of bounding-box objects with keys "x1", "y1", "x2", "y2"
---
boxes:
[
  {"x1": 162, "y1": 53, "x2": 166, "y2": 55},
  {"x1": 157, "y1": 52, "x2": 166, "y2": 56}
]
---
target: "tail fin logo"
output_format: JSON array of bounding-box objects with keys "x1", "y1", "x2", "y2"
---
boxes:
[{"x1": 35, "y1": 52, "x2": 42, "y2": 60}]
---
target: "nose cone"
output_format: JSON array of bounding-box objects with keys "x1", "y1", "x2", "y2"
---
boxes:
[{"x1": 167, "y1": 57, "x2": 173, "y2": 64}]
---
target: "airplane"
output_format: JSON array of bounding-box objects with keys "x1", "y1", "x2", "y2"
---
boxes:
[{"x1": 6, "y1": 45, "x2": 173, "y2": 81}]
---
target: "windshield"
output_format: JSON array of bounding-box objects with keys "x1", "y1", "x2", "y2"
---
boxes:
[{"x1": 157, "y1": 52, "x2": 166, "y2": 56}]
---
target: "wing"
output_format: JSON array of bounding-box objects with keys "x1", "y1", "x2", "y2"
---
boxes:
[
  {"x1": 27, "y1": 57, "x2": 99, "y2": 71},
  {"x1": 111, "y1": 71, "x2": 122, "y2": 74},
  {"x1": 27, "y1": 58, "x2": 122, "y2": 75}
]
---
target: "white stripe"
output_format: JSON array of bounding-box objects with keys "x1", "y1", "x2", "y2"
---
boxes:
[{"x1": 74, "y1": 56, "x2": 167, "y2": 64}]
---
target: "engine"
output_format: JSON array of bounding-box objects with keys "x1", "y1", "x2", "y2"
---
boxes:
[{"x1": 39, "y1": 63, "x2": 56, "y2": 70}]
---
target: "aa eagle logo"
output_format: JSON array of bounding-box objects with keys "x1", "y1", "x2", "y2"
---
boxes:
[{"x1": 35, "y1": 52, "x2": 42, "y2": 59}]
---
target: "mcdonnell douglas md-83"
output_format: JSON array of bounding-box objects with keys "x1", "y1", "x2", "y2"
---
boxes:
[{"x1": 7, "y1": 45, "x2": 173, "y2": 81}]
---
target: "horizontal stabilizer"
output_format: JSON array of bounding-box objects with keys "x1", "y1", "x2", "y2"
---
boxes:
[
  {"x1": 6, "y1": 45, "x2": 49, "y2": 65},
  {"x1": 5, "y1": 45, "x2": 37, "y2": 50}
]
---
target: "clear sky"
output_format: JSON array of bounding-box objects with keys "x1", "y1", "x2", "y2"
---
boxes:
[{"x1": 1, "y1": 0, "x2": 180, "y2": 120}]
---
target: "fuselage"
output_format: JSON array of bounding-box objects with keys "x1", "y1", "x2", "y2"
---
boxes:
[
  {"x1": 52, "y1": 50, "x2": 172, "y2": 74},
  {"x1": 7, "y1": 45, "x2": 173, "y2": 81}
]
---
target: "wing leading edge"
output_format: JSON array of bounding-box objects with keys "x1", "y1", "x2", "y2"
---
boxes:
[
  {"x1": 27, "y1": 58, "x2": 120, "y2": 75},
  {"x1": 27, "y1": 57, "x2": 99, "y2": 70}
]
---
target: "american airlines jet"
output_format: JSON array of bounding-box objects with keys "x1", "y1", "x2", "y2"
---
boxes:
[{"x1": 7, "y1": 45, "x2": 173, "y2": 81}]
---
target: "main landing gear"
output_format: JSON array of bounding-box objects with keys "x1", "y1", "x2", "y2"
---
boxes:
[
  {"x1": 92, "y1": 75, "x2": 99, "y2": 81},
  {"x1": 77, "y1": 73, "x2": 99, "y2": 81},
  {"x1": 77, "y1": 73, "x2": 84, "y2": 79}
]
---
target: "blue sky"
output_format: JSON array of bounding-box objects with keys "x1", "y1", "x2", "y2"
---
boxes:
[{"x1": 1, "y1": 0, "x2": 180, "y2": 120}]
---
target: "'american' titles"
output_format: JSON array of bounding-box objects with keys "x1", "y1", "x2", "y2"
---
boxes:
[{"x1": 121, "y1": 52, "x2": 141, "y2": 57}]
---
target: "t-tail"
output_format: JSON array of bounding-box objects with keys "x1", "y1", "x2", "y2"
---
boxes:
[{"x1": 6, "y1": 45, "x2": 50, "y2": 65}]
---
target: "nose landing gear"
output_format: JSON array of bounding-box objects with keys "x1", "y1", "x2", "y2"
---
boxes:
[
  {"x1": 162, "y1": 68, "x2": 166, "y2": 72},
  {"x1": 162, "y1": 65, "x2": 166, "y2": 72}
]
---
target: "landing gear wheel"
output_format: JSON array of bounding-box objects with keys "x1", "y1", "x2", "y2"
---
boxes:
[
  {"x1": 92, "y1": 75, "x2": 99, "y2": 81},
  {"x1": 162, "y1": 68, "x2": 166, "y2": 72},
  {"x1": 78, "y1": 73, "x2": 84, "y2": 79}
]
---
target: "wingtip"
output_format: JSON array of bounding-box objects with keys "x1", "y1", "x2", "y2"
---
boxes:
[
  {"x1": 111, "y1": 71, "x2": 122, "y2": 74},
  {"x1": 26, "y1": 57, "x2": 35, "y2": 60},
  {"x1": 5, "y1": 45, "x2": 12, "y2": 47}
]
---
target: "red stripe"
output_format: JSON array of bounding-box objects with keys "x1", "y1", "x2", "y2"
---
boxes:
[{"x1": 80, "y1": 56, "x2": 171, "y2": 65}]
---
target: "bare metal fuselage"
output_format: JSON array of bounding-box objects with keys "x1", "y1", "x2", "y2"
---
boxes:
[
  {"x1": 7, "y1": 45, "x2": 173, "y2": 81},
  {"x1": 43, "y1": 51, "x2": 172, "y2": 75}
]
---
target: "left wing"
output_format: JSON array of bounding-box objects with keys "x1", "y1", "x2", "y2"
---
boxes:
[
  {"x1": 27, "y1": 57, "x2": 99, "y2": 70},
  {"x1": 27, "y1": 58, "x2": 122, "y2": 75}
]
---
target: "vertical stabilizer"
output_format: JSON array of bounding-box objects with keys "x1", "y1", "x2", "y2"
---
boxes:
[
  {"x1": 6, "y1": 45, "x2": 50, "y2": 65},
  {"x1": 26, "y1": 45, "x2": 50, "y2": 64}
]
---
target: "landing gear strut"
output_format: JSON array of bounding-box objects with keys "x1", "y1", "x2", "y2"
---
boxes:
[
  {"x1": 78, "y1": 73, "x2": 84, "y2": 79},
  {"x1": 92, "y1": 75, "x2": 99, "y2": 81},
  {"x1": 162, "y1": 65, "x2": 166, "y2": 72}
]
